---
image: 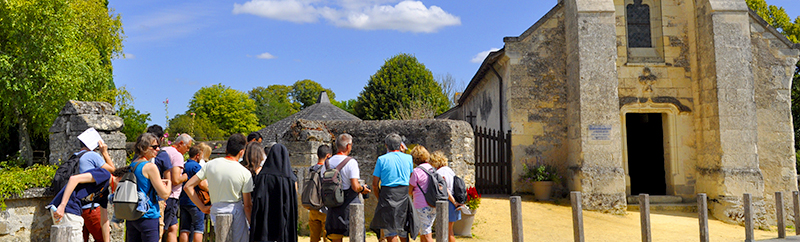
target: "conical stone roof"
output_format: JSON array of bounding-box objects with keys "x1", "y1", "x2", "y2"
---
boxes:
[{"x1": 258, "y1": 91, "x2": 360, "y2": 142}]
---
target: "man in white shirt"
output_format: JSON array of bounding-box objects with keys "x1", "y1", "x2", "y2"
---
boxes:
[
  {"x1": 324, "y1": 133, "x2": 371, "y2": 242},
  {"x1": 185, "y1": 133, "x2": 253, "y2": 242}
]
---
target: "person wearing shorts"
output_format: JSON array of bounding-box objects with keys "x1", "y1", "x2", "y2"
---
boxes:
[
  {"x1": 179, "y1": 145, "x2": 206, "y2": 242},
  {"x1": 409, "y1": 145, "x2": 436, "y2": 242}
]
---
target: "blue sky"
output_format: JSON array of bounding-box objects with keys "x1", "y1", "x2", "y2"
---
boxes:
[{"x1": 109, "y1": 0, "x2": 800, "y2": 127}]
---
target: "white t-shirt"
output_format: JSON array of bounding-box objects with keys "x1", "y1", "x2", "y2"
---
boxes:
[
  {"x1": 321, "y1": 155, "x2": 360, "y2": 190},
  {"x1": 437, "y1": 166, "x2": 456, "y2": 193}
]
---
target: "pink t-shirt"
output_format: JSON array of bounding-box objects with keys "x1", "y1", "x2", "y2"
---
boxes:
[
  {"x1": 163, "y1": 146, "x2": 185, "y2": 198},
  {"x1": 410, "y1": 163, "x2": 434, "y2": 209}
]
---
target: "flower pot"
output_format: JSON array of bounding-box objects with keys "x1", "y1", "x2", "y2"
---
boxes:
[
  {"x1": 452, "y1": 209, "x2": 476, "y2": 237},
  {"x1": 532, "y1": 181, "x2": 554, "y2": 201}
]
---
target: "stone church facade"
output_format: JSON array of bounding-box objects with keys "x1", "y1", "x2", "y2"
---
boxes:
[{"x1": 440, "y1": 0, "x2": 800, "y2": 224}]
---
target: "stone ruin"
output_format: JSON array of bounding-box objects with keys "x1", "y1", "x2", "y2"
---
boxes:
[
  {"x1": 0, "y1": 100, "x2": 128, "y2": 241},
  {"x1": 286, "y1": 119, "x2": 474, "y2": 234},
  {"x1": 48, "y1": 100, "x2": 127, "y2": 169}
]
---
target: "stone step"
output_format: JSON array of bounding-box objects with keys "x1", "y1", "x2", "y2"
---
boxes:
[
  {"x1": 627, "y1": 195, "x2": 683, "y2": 204},
  {"x1": 627, "y1": 203, "x2": 698, "y2": 213}
]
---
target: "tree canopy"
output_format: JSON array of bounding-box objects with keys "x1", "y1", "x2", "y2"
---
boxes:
[
  {"x1": 290, "y1": 79, "x2": 336, "y2": 108},
  {"x1": 354, "y1": 53, "x2": 449, "y2": 120},
  {"x1": 0, "y1": 0, "x2": 123, "y2": 164},
  {"x1": 249, "y1": 85, "x2": 300, "y2": 127},
  {"x1": 166, "y1": 114, "x2": 226, "y2": 141},
  {"x1": 189, "y1": 84, "x2": 260, "y2": 136}
]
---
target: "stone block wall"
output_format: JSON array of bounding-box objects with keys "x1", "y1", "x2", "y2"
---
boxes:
[
  {"x1": 0, "y1": 188, "x2": 124, "y2": 242},
  {"x1": 564, "y1": 0, "x2": 627, "y2": 214},
  {"x1": 48, "y1": 100, "x2": 127, "y2": 169},
  {"x1": 750, "y1": 9, "x2": 800, "y2": 225},
  {"x1": 286, "y1": 119, "x2": 474, "y2": 233},
  {"x1": 503, "y1": 3, "x2": 570, "y2": 194}
]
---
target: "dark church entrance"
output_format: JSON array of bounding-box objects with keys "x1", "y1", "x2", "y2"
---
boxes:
[{"x1": 626, "y1": 113, "x2": 667, "y2": 195}]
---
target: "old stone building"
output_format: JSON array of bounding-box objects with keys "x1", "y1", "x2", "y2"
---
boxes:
[{"x1": 440, "y1": 0, "x2": 800, "y2": 224}]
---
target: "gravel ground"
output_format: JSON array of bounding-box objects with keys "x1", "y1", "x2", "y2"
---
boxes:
[{"x1": 297, "y1": 195, "x2": 787, "y2": 241}]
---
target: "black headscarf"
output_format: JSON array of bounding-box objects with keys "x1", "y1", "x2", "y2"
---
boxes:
[{"x1": 250, "y1": 143, "x2": 298, "y2": 242}]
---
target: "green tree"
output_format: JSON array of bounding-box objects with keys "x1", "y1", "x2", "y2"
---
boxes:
[
  {"x1": 332, "y1": 99, "x2": 357, "y2": 115},
  {"x1": 354, "y1": 53, "x2": 449, "y2": 120},
  {"x1": 166, "y1": 113, "x2": 226, "y2": 141},
  {"x1": 0, "y1": 0, "x2": 123, "y2": 164},
  {"x1": 290, "y1": 79, "x2": 336, "y2": 109},
  {"x1": 249, "y1": 85, "x2": 300, "y2": 126},
  {"x1": 116, "y1": 87, "x2": 151, "y2": 142},
  {"x1": 188, "y1": 84, "x2": 260, "y2": 136}
]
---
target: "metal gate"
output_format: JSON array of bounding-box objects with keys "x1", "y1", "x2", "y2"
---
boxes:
[{"x1": 474, "y1": 126, "x2": 512, "y2": 194}]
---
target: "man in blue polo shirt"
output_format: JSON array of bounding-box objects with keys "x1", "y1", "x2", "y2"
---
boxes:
[{"x1": 371, "y1": 133, "x2": 416, "y2": 242}]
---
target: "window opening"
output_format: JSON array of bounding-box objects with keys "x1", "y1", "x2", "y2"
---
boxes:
[{"x1": 627, "y1": 0, "x2": 652, "y2": 48}]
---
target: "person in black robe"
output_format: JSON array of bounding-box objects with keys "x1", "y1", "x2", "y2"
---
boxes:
[{"x1": 250, "y1": 143, "x2": 298, "y2": 242}]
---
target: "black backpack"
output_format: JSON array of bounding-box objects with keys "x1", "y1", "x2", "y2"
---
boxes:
[
  {"x1": 321, "y1": 157, "x2": 353, "y2": 208},
  {"x1": 48, "y1": 151, "x2": 87, "y2": 194},
  {"x1": 452, "y1": 175, "x2": 467, "y2": 204},
  {"x1": 417, "y1": 166, "x2": 448, "y2": 208},
  {"x1": 301, "y1": 164, "x2": 325, "y2": 210}
]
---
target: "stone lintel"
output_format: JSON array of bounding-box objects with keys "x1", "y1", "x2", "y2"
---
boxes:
[
  {"x1": 58, "y1": 100, "x2": 115, "y2": 116},
  {"x1": 706, "y1": 0, "x2": 749, "y2": 13},
  {"x1": 568, "y1": 0, "x2": 614, "y2": 13}
]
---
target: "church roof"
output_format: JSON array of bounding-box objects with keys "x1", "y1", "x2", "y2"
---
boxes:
[{"x1": 257, "y1": 91, "x2": 360, "y2": 142}]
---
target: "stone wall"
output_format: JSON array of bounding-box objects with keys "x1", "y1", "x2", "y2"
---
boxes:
[
  {"x1": 503, "y1": 3, "x2": 569, "y2": 194},
  {"x1": 48, "y1": 100, "x2": 127, "y2": 169},
  {"x1": 563, "y1": 0, "x2": 627, "y2": 214},
  {"x1": 0, "y1": 188, "x2": 124, "y2": 242},
  {"x1": 750, "y1": 9, "x2": 800, "y2": 225},
  {"x1": 285, "y1": 119, "x2": 474, "y2": 234}
]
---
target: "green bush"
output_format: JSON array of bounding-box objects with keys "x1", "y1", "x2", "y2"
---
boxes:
[{"x1": 0, "y1": 163, "x2": 57, "y2": 210}]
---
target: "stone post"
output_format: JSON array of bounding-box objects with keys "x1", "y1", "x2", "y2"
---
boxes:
[
  {"x1": 564, "y1": 0, "x2": 626, "y2": 213},
  {"x1": 215, "y1": 214, "x2": 233, "y2": 242},
  {"x1": 697, "y1": 193, "x2": 709, "y2": 242},
  {"x1": 349, "y1": 203, "x2": 365, "y2": 242},
  {"x1": 639, "y1": 194, "x2": 650, "y2": 242},
  {"x1": 48, "y1": 100, "x2": 127, "y2": 169},
  {"x1": 744, "y1": 193, "x2": 754, "y2": 242},
  {"x1": 510, "y1": 196, "x2": 523, "y2": 242},
  {"x1": 776, "y1": 192, "x2": 785, "y2": 238},
  {"x1": 436, "y1": 201, "x2": 448, "y2": 242},
  {"x1": 50, "y1": 225, "x2": 74, "y2": 242},
  {"x1": 571, "y1": 191, "x2": 584, "y2": 242},
  {"x1": 694, "y1": 0, "x2": 765, "y2": 225}
]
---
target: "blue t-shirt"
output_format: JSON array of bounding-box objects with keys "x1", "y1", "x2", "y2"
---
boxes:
[
  {"x1": 48, "y1": 168, "x2": 111, "y2": 216},
  {"x1": 179, "y1": 159, "x2": 203, "y2": 206},
  {"x1": 153, "y1": 150, "x2": 173, "y2": 176},
  {"x1": 76, "y1": 150, "x2": 105, "y2": 174},
  {"x1": 372, "y1": 151, "x2": 413, "y2": 187}
]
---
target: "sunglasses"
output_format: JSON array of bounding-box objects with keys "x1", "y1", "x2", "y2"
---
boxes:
[{"x1": 150, "y1": 145, "x2": 160, "y2": 150}]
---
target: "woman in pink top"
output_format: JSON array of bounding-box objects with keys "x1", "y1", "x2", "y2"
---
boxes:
[{"x1": 409, "y1": 145, "x2": 436, "y2": 242}]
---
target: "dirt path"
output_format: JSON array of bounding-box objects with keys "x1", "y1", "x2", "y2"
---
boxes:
[{"x1": 299, "y1": 195, "x2": 787, "y2": 241}]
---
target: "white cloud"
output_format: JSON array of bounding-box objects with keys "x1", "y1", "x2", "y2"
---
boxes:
[
  {"x1": 256, "y1": 52, "x2": 277, "y2": 59},
  {"x1": 232, "y1": 0, "x2": 319, "y2": 23},
  {"x1": 471, "y1": 48, "x2": 500, "y2": 63},
  {"x1": 231, "y1": 0, "x2": 460, "y2": 33},
  {"x1": 122, "y1": 53, "x2": 136, "y2": 59}
]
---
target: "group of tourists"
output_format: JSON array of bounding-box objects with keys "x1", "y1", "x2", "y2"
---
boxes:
[{"x1": 47, "y1": 125, "x2": 464, "y2": 242}]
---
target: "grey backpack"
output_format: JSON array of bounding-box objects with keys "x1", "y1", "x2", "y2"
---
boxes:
[
  {"x1": 113, "y1": 161, "x2": 145, "y2": 220},
  {"x1": 321, "y1": 157, "x2": 353, "y2": 208},
  {"x1": 417, "y1": 166, "x2": 448, "y2": 208}
]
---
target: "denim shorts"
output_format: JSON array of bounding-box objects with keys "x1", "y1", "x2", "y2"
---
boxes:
[
  {"x1": 164, "y1": 198, "x2": 180, "y2": 229},
  {"x1": 179, "y1": 206, "x2": 205, "y2": 234}
]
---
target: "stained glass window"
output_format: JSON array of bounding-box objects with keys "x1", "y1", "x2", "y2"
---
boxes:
[{"x1": 627, "y1": 0, "x2": 652, "y2": 48}]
